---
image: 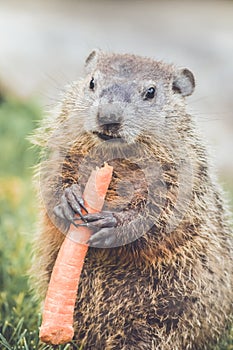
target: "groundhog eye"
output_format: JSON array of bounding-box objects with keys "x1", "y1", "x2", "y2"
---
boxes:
[
  {"x1": 145, "y1": 87, "x2": 156, "y2": 100},
  {"x1": 89, "y1": 77, "x2": 95, "y2": 90}
]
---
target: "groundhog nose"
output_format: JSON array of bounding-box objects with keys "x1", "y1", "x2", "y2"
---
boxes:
[
  {"x1": 97, "y1": 106, "x2": 123, "y2": 127},
  {"x1": 97, "y1": 113, "x2": 122, "y2": 127}
]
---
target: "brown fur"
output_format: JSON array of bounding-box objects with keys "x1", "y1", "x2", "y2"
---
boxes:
[{"x1": 32, "y1": 51, "x2": 233, "y2": 349}]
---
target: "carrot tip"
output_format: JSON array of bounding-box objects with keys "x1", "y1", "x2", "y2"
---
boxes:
[{"x1": 39, "y1": 325, "x2": 74, "y2": 345}]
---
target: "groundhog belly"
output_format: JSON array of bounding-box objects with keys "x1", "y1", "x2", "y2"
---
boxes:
[
  {"x1": 74, "y1": 259, "x2": 160, "y2": 350},
  {"x1": 74, "y1": 244, "x2": 232, "y2": 350}
]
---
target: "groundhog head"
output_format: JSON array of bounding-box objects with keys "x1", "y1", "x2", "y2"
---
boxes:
[{"x1": 81, "y1": 49, "x2": 195, "y2": 144}]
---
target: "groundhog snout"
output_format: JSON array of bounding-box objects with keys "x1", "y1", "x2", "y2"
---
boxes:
[{"x1": 97, "y1": 105, "x2": 123, "y2": 132}]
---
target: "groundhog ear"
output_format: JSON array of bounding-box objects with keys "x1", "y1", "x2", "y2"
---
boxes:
[
  {"x1": 85, "y1": 49, "x2": 101, "y2": 72},
  {"x1": 172, "y1": 68, "x2": 195, "y2": 97}
]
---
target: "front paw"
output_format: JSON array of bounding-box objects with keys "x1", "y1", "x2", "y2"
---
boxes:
[
  {"x1": 80, "y1": 212, "x2": 118, "y2": 248},
  {"x1": 53, "y1": 184, "x2": 88, "y2": 227}
]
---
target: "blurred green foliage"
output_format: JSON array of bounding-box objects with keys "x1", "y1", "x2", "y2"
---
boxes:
[
  {"x1": 0, "y1": 98, "x2": 40, "y2": 177},
  {"x1": 0, "y1": 97, "x2": 232, "y2": 349}
]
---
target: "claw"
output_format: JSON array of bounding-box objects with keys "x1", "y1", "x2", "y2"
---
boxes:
[
  {"x1": 72, "y1": 221, "x2": 90, "y2": 227},
  {"x1": 65, "y1": 189, "x2": 84, "y2": 220},
  {"x1": 71, "y1": 221, "x2": 104, "y2": 231},
  {"x1": 61, "y1": 194, "x2": 75, "y2": 222},
  {"x1": 74, "y1": 195, "x2": 88, "y2": 214},
  {"x1": 70, "y1": 184, "x2": 88, "y2": 213},
  {"x1": 82, "y1": 213, "x2": 106, "y2": 222},
  {"x1": 82, "y1": 212, "x2": 117, "y2": 227},
  {"x1": 74, "y1": 208, "x2": 86, "y2": 222}
]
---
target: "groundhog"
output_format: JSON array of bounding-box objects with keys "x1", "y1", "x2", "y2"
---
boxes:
[{"x1": 32, "y1": 50, "x2": 233, "y2": 350}]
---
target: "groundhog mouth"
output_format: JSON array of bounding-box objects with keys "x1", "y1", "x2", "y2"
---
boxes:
[
  {"x1": 93, "y1": 123, "x2": 121, "y2": 140},
  {"x1": 93, "y1": 132, "x2": 121, "y2": 141}
]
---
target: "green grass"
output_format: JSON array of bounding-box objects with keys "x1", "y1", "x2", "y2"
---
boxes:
[
  {"x1": 0, "y1": 96, "x2": 232, "y2": 349},
  {"x1": 0, "y1": 97, "x2": 77, "y2": 349}
]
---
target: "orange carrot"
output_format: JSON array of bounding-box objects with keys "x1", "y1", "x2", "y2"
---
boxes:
[{"x1": 39, "y1": 163, "x2": 113, "y2": 345}]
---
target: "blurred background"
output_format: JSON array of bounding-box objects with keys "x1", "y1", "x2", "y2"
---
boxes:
[
  {"x1": 1, "y1": 0, "x2": 233, "y2": 178},
  {"x1": 0, "y1": 1, "x2": 232, "y2": 348}
]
